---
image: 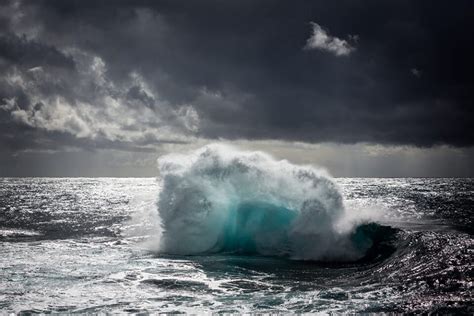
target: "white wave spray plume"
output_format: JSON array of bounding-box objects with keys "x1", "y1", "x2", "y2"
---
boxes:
[{"x1": 152, "y1": 144, "x2": 378, "y2": 261}]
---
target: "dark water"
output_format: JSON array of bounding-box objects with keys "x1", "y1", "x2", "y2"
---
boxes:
[{"x1": 0, "y1": 178, "x2": 472, "y2": 313}]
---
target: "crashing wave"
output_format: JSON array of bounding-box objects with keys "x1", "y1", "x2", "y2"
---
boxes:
[{"x1": 155, "y1": 144, "x2": 378, "y2": 261}]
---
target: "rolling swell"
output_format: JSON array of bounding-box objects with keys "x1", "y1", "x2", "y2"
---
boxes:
[{"x1": 155, "y1": 144, "x2": 392, "y2": 261}]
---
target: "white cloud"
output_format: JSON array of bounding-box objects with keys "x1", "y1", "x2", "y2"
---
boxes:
[
  {"x1": 305, "y1": 22, "x2": 356, "y2": 56},
  {"x1": 176, "y1": 105, "x2": 200, "y2": 133},
  {"x1": 0, "y1": 50, "x2": 200, "y2": 145},
  {"x1": 0, "y1": 97, "x2": 17, "y2": 111}
]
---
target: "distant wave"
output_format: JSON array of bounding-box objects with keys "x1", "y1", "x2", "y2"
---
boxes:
[{"x1": 155, "y1": 144, "x2": 383, "y2": 261}]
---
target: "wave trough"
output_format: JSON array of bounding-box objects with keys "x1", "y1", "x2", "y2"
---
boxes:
[{"x1": 155, "y1": 144, "x2": 378, "y2": 261}]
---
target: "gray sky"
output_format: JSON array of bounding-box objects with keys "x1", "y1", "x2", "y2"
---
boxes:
[{"x1": 0, "y1": 0, "x2": 473, "y2": 177}]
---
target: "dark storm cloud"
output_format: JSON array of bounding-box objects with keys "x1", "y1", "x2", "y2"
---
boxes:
[
  {"x1": 0, "y1": 2, "x2": 199, "y2": 153},
  {"x1": 1, "y1": 0, "x2": 473, "y2": 153},
  {"x1": 0, "y1": 34, "x2": 74, "y2": 70}
]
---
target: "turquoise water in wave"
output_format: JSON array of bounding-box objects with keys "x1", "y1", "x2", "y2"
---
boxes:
[{"x1": 221, "y1": 202, "x2": 297, "y2": 254}]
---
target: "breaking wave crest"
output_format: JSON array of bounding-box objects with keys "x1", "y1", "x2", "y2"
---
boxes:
[{"x1": 155, "y1": 144, "x2": 384, "y2": 261}]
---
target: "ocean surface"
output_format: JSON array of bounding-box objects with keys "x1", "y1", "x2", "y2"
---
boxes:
[{"x1": 0, "y1": 177, "x2": 472, "y2": 313}]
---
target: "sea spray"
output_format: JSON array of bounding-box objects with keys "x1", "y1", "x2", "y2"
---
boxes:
[{"x1": 155, "y1": 144, "x2": 376, "y2": 261}]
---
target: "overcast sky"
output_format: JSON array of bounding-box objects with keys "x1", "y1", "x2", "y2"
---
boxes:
[{"x1": 0, "y1": 0, "x2": 473, "y2": 177}]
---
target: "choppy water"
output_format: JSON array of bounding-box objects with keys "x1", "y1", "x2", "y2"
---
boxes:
[{"x1": 0, "y1": 177, "x2": 472, "y2": 313}]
